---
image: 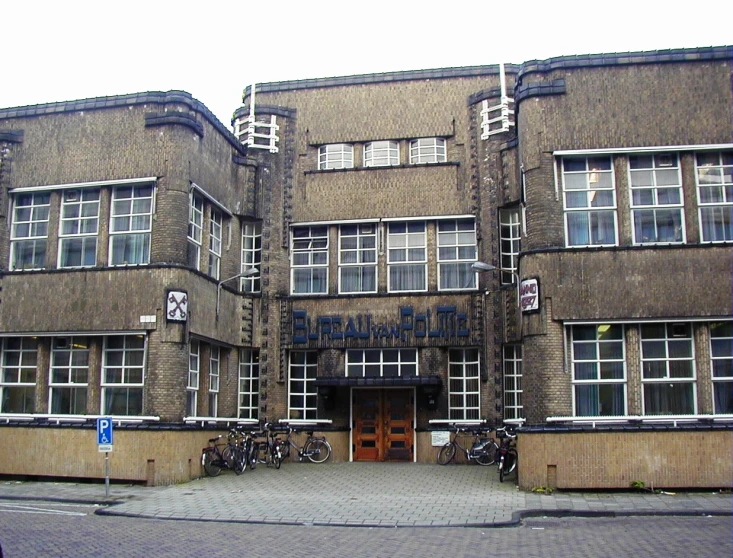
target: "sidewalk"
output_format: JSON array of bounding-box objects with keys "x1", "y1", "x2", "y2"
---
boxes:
[{"x1": 0, "y1": 463, "x2": 730, "y2": 527}]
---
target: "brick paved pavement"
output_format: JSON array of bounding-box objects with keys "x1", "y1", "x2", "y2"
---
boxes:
[{"x1": 0, "y1": 463, "x2": 729, "y2": 527}]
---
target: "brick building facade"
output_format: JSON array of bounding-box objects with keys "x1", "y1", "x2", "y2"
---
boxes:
[{"x1": 0, "y1": 46, "x2": 731, "y2": 487}]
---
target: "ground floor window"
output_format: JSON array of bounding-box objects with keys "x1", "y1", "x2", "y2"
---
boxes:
[
  {"x1": 503, "y1": 345, "x2": 523, "y2": 420},
  {"x1": 0, "y1": 337, "x2": 38, "y2": 413},
  {"x1": 50, "y1": 336, "x2": 89, "y2": 415},
  {"x1": 187, "y1": 340, "x2": 199, "y2": 416},
  {"x1": 448, "y1": 348, "x2": 480, "y2": 420},
  {"x1": 710, "y1": 322, "x2": 733, "y2": 414},
  {"x1": 346, "y1": 349, "x2": 418, "y2": 377},
  {"x1": 238, "y1": 349, "x2": 259, "y2": 419},
  {"x1": 209, "y1": 346, "x2": 220, "y2": 417},
  {"x1": 102, "y1": 335, "x2": 145, "y2": 416},
  {"x1": 289, "y1": 351, "x2": 317, "y2": 420}
]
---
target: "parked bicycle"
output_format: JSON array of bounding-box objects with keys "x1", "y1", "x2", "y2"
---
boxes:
[
  {"x1": 495, "y1": 425, "x2": 518, "y2": 482},
  {"x1": 201, "y1": 429, "x2": 246, "y2": 476},
  {"x1": 437, "y1": 424, "x2": 498, "y2": 466},
  {"x1": 255, "y1": 424, "x2": 284, "y2": 469},
  {"x1": 278, "y1": 426, "x2": 332, "y2": 463}
]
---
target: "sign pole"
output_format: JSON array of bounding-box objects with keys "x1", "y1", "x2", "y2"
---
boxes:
[
  {"x1": 97, "y1": 417, "x2": 114, "y2": 497},
  {"x1": 105, "y1": 452, "x2": 110, "y2": 497}
]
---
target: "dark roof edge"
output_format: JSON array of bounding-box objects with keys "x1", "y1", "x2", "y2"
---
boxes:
[{"x1": 0, "y1": 90, "x2": 247, "y2": 156}]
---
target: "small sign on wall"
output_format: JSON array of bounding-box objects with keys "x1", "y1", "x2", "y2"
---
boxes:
[
  {"x1": 431, "y1": 431, "x2": 451, "y2": 447},
  {"x1": 520, "y1": 278, "x2": 540, "y2": 313},
  {"x1": 166, "y1": 290, "x2": 188, "y2": 322}
]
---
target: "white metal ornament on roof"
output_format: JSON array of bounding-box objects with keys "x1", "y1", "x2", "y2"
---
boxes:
[
  {"x1": 481, "y1": 63, "x2": 515, "y2": 139},
  {"x1": 233, "y1": 83, "x2": 280, "y2": 153}
]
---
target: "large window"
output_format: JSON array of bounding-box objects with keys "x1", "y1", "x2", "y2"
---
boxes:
[
  {"x1": 109, "y1": 184, "x2": 153, "y2": 266},
  {"x1": 102, "y1": 335, "x2": 145, "y2": 416},
  {"x1": 187, "y1": 340, "x2": 199, "y2": 417},
  {"x1": 499, "y1": 208, "x2": 520, "y2": 285},
  {"x1": 503, "y1": 345, "x2": 523, "y2": 420},
  {"x1": 346, "y1": 349, "x2": 417, "y2": 377},
  {"x1": 59, "y1": 189, "x2": 100, "y2": 268},
  {"x1": 364, "y1": 141, "x2": 399, "y2": 167},
  {"x1": 339, "y1": 223, "x2": 377, "y2": 294},
  {"x1": 448, "y1": 349, "x2": 480, "y2": 421},
  {"x1": 696, "y1": 151, "x2": 733, "y2": 242},
  {"x1": 710, "y1": 322, "x2": 733, "y2": 414},
  {"x1": 437, "y1": 219, "x2": 476, "y2": 290},
  {"x1": 318, "y1": 144, "x2": 354, "y2": 170},
  {"x1": 238, "y1": 349, "x2": 259, "y2": 420},
  {"x1": 289, "y1": 351, "x2": 318, "y2": 420},
  {"x1": 208, "y1": 208, "x2": 222, "y2": 280},
  {"x1": 387, "y1": 221, "x2": 426, "y2": 292},
  {"x1": 409, "y1": 138, "x2": 446, "y2": 164},
  {"x1": 641, "y1": 323, "x2": 696, "y2": 415},
  {"x1": 187, "y1": 193, "x2": 204, "y2": 270},
  {"x1": 291, "y1": 226, "x2": 328, "y2": 294},
  {"x1": 562, "y1": 157, "x2": 617, "y2": 247},
  {"x1": 629, "y1": 154, "x2": 684, "y2": 244},
  {"x1": 0, "y1": 338, "x2": 38, "y2": 413},
  {"x1": 10, "y1": 192, "x2": 50, "y2": 270},
  {"x1": 209, "y1": 346, "x2": 220, "y2": 417},
  {"x1": 241, "y1": 223, "x2": 262, "y2": 293},
  {"x1": 571, "y1": 324, "x2": 626, "y2": 416},
  {"x1": 50, "y1": 337, "x2": 89, "y2": 415}
]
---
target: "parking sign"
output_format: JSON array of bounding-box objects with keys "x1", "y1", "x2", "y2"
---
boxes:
[{"x1": 97, "y1": 417, "x2": 113, "y2": 452}]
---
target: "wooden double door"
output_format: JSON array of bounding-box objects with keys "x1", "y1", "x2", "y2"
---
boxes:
[{"x1": 353, "y1": 388, "x2": 414, "y2": 462}]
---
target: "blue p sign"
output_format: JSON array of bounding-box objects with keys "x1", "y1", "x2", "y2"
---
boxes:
[{"x1": 97, "y1": 417, "x2": 113, "y2": 446}]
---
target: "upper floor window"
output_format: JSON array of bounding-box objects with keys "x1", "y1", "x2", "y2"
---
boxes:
[
  {"x1": 109, "y1": 184, "x2": 153, "y2": 266},
  {"x1": 499, "y1": 208, "x2": 520, "y2": 285},
  {"x1": 629, "y1": 154, "x2": 684, "y2": 244},
  {"x1": 339, "y1": 223, "x2": 377, "y2": 294},
  {"x1": 387, "y1": 221, "x2": 426, "y2": 292},
  {"x1": 710, "y1": 321, "x2": 733, "y2": 414},
  {"x1": 10, "y1": 192, "x2": 50, "y2": 270},
  {"x1": 364, "y1": 141, "x2": 399, "y2": 167},
  {"x1": 562, "y1": 157, "x2": 617, "y2": 247},
  {"x1": 50, "y1": 337, "x2": 89, "y2": 415},
  {"x1": 696, "y1": 151, "x2": 733, "y2": 242},
  {"x1": 410, "y1": 138, "x2": 446, "y2": 164},
  {"x1": 208, "y1": 208, "x2": 222, "y2": 280},
  {"x1": 102, "y1": 335, "x2": 145, "y2": 416},
  {"x1": 437, "y1": 219, "x2": 476, "y2": 290},
  {"x1": 187, "y1": 193, "x2": 204, "y2": 270},
  {"x1": 0, "y1": 337, "x2": 38, "y2": 413},
  {"x1": 241, "y1": 223, "x2": 262, "y2": 293},
  {"x1": 59, "y1": 189, "x2": 100, "y2": 268},
  {"x1": 291, "y1": 225, "x2": 328, "y2": 294},
  {"x1": 318, "y1": 144, "x2": 354, "y2": 170}
]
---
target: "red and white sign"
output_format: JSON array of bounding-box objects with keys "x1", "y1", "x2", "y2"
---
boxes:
[{"x1": 520, "y1": 278, "x2": 540, "y2": 313}]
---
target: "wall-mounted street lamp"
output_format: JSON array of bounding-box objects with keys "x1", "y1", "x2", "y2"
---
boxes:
[
  {"x1": 216, "y1": 268, "x2": 258, "y2": 317},
  {"x1": 471, "y1": 261, "x2": 520, "y2": 306}
]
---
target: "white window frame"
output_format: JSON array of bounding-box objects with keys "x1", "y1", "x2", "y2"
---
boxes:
[
  {"x1": 346, "y1": 349, "x2": 418, "y2": 377},
  {"x1": 448, "y1": 348, "x2": 480, "y2": 421},
  {"x1": 387, "y1": 221, "x2": 427, "y2": 293},
  {"x1": 503, "y1": 345, "x2": 523, "y2": 420},
  {"x1": 188, "y1": 192, "x2": 204, "y2": 270},
  {"x1": 241, "y1": 222, "x2": 261, "y2": 293},
  {"x1": 49, "y1": 337, "x2": 89, "y2": 415},
  {"x1": 101, "y1": 335, "x2": 146, "y2": 416},
  {"x1": 238, "y1": 349, "x2": 259, "y2": 420},
  {"x1": 562, "y1": 157, "x2": 618, "y2": 247},
  {"x1": 571, "y1": 324, "x2": 627, "y2": 417},
  {"x1": 288, "y1": 351, "x2": 318, "y2": 420},
  {"x1": 109, "y1": 184, "x2": 154, "y2": 266},
  {"x1": 291, "y1": 225, "x2": 329, "y2": 295},
  {"x1": 58, "y1": 189, "x2": 100, "y2": 268},
  {"x1": 641, "y1": 323, "x2": 697, "y2": 416},
  {"x1": 209, "y1": 346, "x2": 220, "y2": 417},
  {"x1": 338, "y1": 223, "x2": 377, "y2": 294},
  {"x1": 695, "y1": 151, "x2": 733, "y2": 243},
  {"x1": 710, "y1": 321, "x2": 733, "y2": 415},
  {"x1": 0, "y1": 338, "x2": 38, "y2": 414},
  {"x1": 499, "y1": 208, "x2": 521, "y2": 285},
  {"x1": 187, "y1": 340, "x2": 200, "y2": 417},
  {"x1": 208, "y1": 208, "x2": 222, "y2": 280},
  {"x1": 409, "y1": 138, "x2": 446, "y2": 164},
  {"x1": 10, "y1": 192, "x2": 51, "y2": 271},
  {"x1": 437, "y1": 219, "x2": 477, "y2": 291},
  {"x1": 364, "y1": 140, "x2": 399, "y2": 167},
  {"x1": 318, "y1": 144, "x2": 354, "y2": 170},
  {"x1": 628, "y1": 153, "x2": 685, "y2": 245}
]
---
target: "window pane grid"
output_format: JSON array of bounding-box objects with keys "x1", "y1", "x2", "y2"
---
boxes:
[
  {"x1": 448, "y1": 349, "x2": 480, "y2": 421},
  {"x1": 241, "y1": 223, "x2": 262, "y2": 293},
  {"x1": 187, "y1": 194, "x2": 203, "y2": 270},
  {"x1": 696, "y1": 151, "x2": 733, "y2": 242},
  {"x1": 438, "y1": 219, "x2": 476, "y2": 290},
  {"x1": 503, "y1": 345, "x2": 523, "y2": 420},
  {"x1": 11, "y1": 192, "x2": 50, "y2": 270},
  {"x1": 346, "y1": 349, "x2": 418, "y2": 377},
  {"x1": 364, "y1": 141, "x2": 399, "y2": 167},
  {"x1": 238, "y1": 349, "x2": 260, "y2": 420},
  {"x1": 629, "y1": 154, "x2": 684, "y2": 244},
  {"x1": 289, "y1": 351, "x2": 318, "y2": 420},
  {"x1": 292, "y1": 226, "x2": 329, "y2": 294},
  {"x1": 388, "y1": 222, "x2": 426, "y2": 292},
  {"x1": 562, "y1": 157, "x2": 617, "y2": 247},
  {"x1": 187, "y1": 340, "x2": 199, "y2": 416},
  {"x1": 49, "y1": 337, "x2": 89, "y2": 415},
  {"x1": 102, "y1": 335, "x2": 145, "y2": 416},
  {"x1": 109, "y1": 185, "x2": 153, "y2": 266},
  {"x1": 339, "y1": 224, "x2": 377, "y2": 293},
  {"x1": 409, "y1": 138, "x2": 446, "y2": 164},
  {"x1": 59, "y1": 190, "x2": 100, "y2": 268},
  {"x1": 318, "y1": 144, "x2": 354, "y2": 169},
  {"x1": 208, "y1": 209, "x2": 222, "y2": 280},
  {"x1": 710, "y1": 322, "x2": 733, "y2": 414}
]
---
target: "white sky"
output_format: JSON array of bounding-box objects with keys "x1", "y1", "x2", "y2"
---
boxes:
[{"x1": 2, "y1": 1, "x2": 731, "y2": 127}]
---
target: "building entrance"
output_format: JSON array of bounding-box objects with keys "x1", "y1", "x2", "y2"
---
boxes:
[{"x1": 352, "y1": 388, "x2": 414, "y2": 462}]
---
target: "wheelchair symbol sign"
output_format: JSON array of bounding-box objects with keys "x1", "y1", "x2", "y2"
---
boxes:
[{"x1": 97, "y1": 417, "x2": 114, "y2": 447}]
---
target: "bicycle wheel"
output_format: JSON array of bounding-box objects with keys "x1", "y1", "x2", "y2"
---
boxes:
[
  {"x1": 202, "y1": 450, "x2": 222, "y2": 477},
  {"x1": 499, "y1": 455, "x2": 506, "y2": 482},
  {"x1": 222, "y1": 445, "x2": 236, "y2": 470},
  {"x1": 233, "y1": 447, "x2": 246, "y2": 475},
  {"x1": 437, "y1": 442, "x2": 456, "y2": 465},
  {"x1": 304, "y1": 438, "x2": 332, "y2": 464},
  {"x1": 505, "y1": 450, "x2": 518, "y2": 474},
  {"x1": 257, "y1": 443, "x2": 268, "y2": 464},
  {"x1": 475, "y1": 441, "x2": 499, "y2": 466},
  {"x1": 248, "y1": 442, "x2": 258, "y2": 470}
]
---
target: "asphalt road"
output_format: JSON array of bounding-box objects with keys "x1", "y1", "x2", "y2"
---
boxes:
[{"x1": 0, "y1": 501, "x2": 730, "y2": 558}]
